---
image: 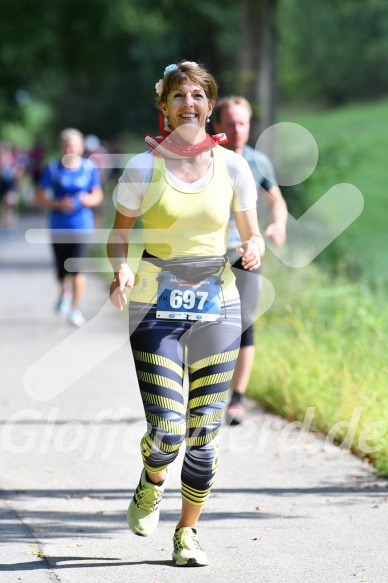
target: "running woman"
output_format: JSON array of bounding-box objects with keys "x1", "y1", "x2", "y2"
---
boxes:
[{"x1": 107, "y1": 61, "x2": 265, "y2": 567}]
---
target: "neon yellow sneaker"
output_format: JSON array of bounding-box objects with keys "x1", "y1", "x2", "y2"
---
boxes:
[
  {"x1": 127, "y1": 468, "x2": 167, "y2": 537},
  {"x1": 172, "y1": 527, "x2": 209, "y2": 567}
]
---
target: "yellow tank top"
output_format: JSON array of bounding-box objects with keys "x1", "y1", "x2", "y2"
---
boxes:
[{"x1": 129, "y1": 146, "x2": 239, "y2": 304}]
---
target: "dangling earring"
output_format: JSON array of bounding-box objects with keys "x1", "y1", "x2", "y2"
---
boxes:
[
  {"x1": 164, "y1": 115, "x2": 169, "y2": 131},
  {"x1": 207, "y1": 115, "x2": 211, "y2": 123}
]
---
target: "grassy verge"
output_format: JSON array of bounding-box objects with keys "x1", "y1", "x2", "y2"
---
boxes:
[
  {"x1": 249, "y1": 257, "x2": 388, "y2": 475},
  {"x1": 249, "y1": 99, "x2": 388, "y2": 475},
  {"x1": 280, "y1": 98, "x2": 388, "y2": 285}
]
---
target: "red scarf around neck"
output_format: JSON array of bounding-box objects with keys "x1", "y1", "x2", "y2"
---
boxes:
[{"x1": 145, "y1": 113, "x2": 228, "y2": 159}]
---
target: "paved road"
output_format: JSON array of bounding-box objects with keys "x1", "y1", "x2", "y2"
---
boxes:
[{"x1": 1, "y1": 213, "x2": 387, "y2": 583}]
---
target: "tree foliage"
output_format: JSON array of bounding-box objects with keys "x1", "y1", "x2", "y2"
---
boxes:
[
  {"x1": 279, "y1": 0, "x2": 388, "y2": 105},
  {"x1": 1, "y1": 0, "x2": 388, "y2": 145},
  {"x1": 0, "y1": 0, "x2": 239, "y2": 143}
]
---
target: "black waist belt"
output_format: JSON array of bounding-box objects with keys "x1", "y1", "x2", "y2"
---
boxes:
[{"x1": 142, "y1": 250, "x2": 227, "y2": 284}]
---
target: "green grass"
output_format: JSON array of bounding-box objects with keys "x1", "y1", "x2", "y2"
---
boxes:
[
  {"x1": 249, "y1": 258, "x2": 388, "y2": 475},
  {"x1": 281, "y1": 98, "x2": 388, "y2": 284},
  {"x1": 248, "y1": 99, "x2": 388, "y2": 475}
]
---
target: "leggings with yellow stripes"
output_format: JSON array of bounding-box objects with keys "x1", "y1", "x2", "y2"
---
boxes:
[{"x1": 129, "y1": 298, "x2": 241, "y2": 505}]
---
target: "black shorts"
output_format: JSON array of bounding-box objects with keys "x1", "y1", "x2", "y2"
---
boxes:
[
  {"x1": 0, "y1": 178, "x2": 16, "y2": 200},
  {"x1": 51, "y1": 233, "x2": 90, "y2": 280}
]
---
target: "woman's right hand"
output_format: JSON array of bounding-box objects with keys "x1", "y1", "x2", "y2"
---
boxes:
[{"x1": 109, "y1": 263, "x2": 135, "y2": 310}]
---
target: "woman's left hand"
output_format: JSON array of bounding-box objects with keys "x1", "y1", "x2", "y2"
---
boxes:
[{"x1": 238, "y1": 238, "x2": 265, "y2": 271}]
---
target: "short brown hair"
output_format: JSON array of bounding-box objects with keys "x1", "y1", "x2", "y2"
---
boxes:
[
  {"x1": 212, "y1": 96, "x2": 252, "y2": 125},
  {"x1": 156, "y1": 61, "x2": 218, "y2": 108}
]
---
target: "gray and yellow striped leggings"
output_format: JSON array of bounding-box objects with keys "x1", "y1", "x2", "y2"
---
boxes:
[{"x1": 129, "y1": 299, "x2": 241, "y2": 506}]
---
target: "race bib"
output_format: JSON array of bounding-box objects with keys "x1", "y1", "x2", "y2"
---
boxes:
[{"x1": 156, "y1": 271, "x2": 221, "y2": 321}]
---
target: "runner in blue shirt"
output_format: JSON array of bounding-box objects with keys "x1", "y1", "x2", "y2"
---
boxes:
[{"x1": 36, "y1": 128, "x2": 103, "y2": 326}]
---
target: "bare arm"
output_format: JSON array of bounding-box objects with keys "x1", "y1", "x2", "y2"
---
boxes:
[
  {"x1": 35, "y1": 186, "x2": 49, "y2": 208},
  {"x1": 107, "y1": 203, "x2": 139, "y2": 310},
  {"x1": 262, "y1": 184, "x2": 288, "y2": 246},
  {"x1": 233, "y1": 208, "x2": 265, "y2": 271},
  {"x1": 35, "y1": 186, "x2": 73, "y2": 212},
  {"x1": 79, "y1": 186, "x2": 104, "y2": 208}
]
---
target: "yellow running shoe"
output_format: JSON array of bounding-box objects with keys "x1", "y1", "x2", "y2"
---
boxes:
[
  {"x1": 127, "y1": 468, "x2": 167, "y2": 537},
  {"x1": 172, "y1": 527, "x2": 209, "y2": 567}
]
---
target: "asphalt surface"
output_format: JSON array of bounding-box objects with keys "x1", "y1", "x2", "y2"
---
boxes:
[{"x1": 0, "y1": 212, "x2": 387, "y2": 583}]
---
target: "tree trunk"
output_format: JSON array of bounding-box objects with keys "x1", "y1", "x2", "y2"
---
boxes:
[
  {"x1": 240, "y1": 0, "x2": 278, "y2": 146},
  {"x1": 257, "y1": 0, "x2": 278, "y2": 137},
  {"x1": 239, "y1": 0, "x2": 261, "y2": 107}
]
